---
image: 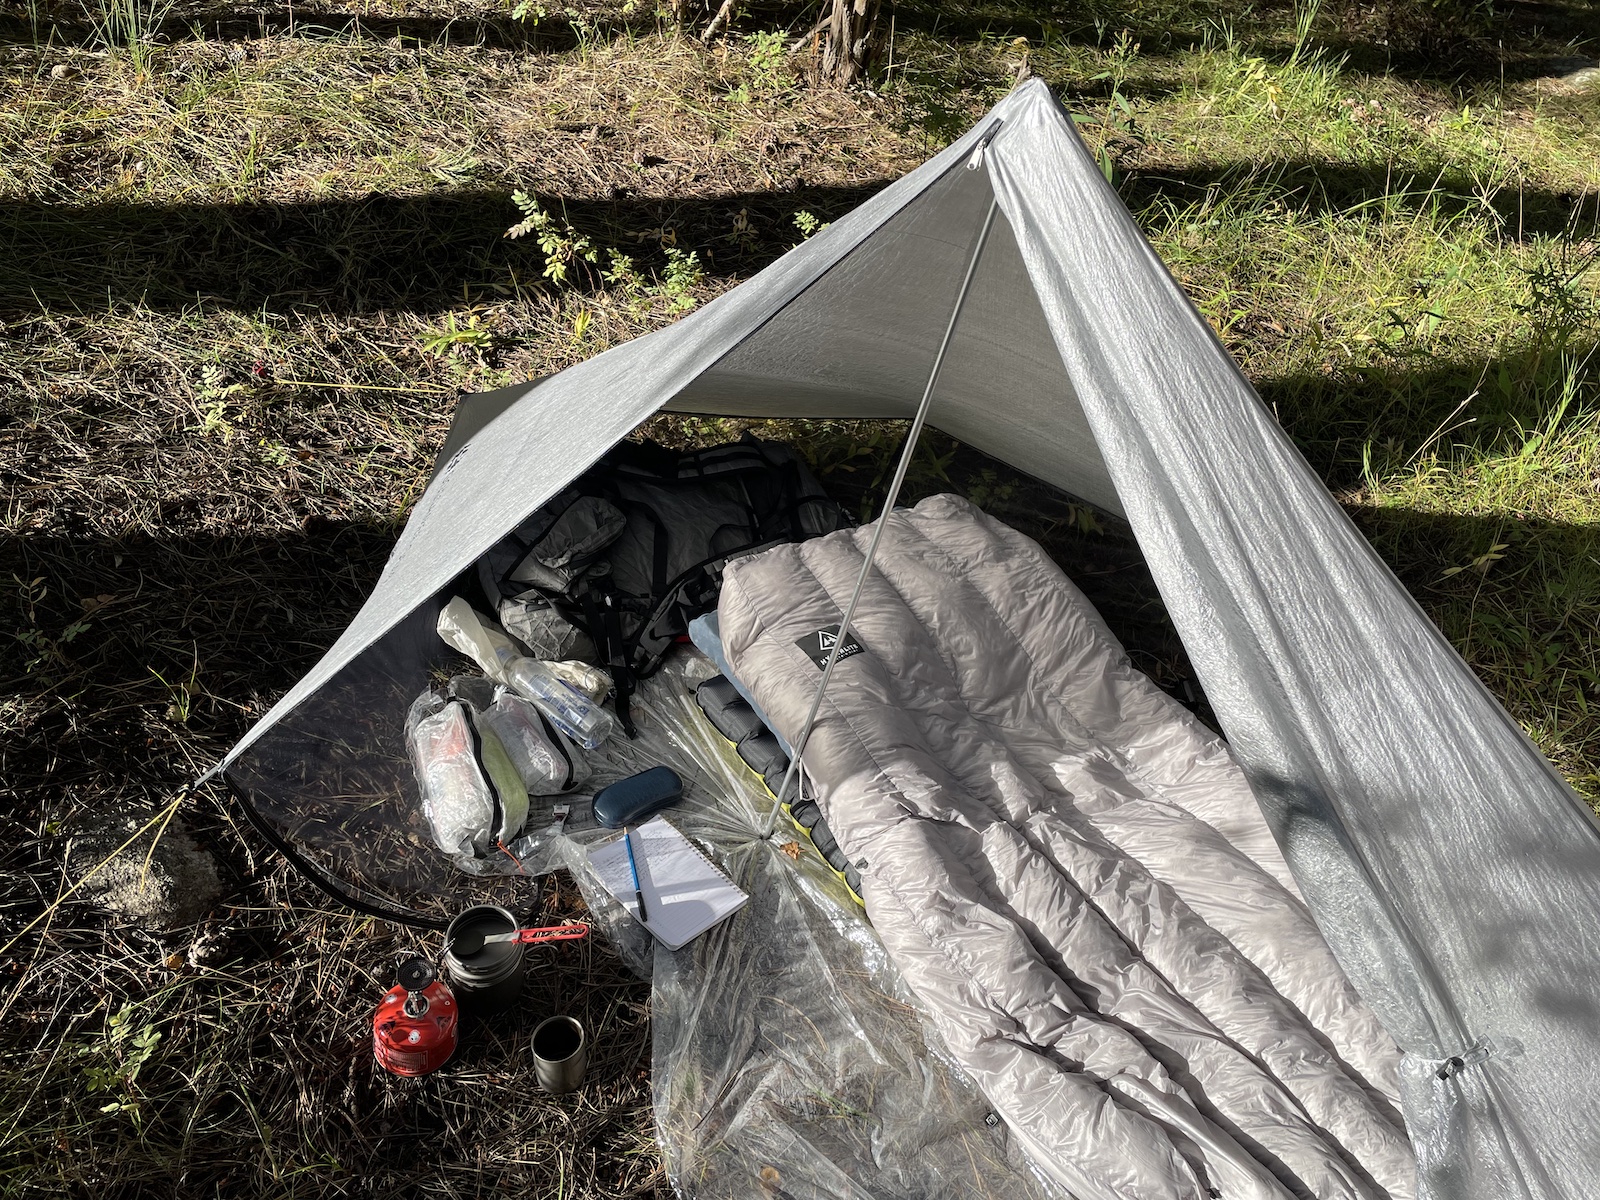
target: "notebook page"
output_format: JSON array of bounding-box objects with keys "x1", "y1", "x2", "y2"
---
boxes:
[{"x1": 588, "y1": 817, "x2": 748, "y2": 950}]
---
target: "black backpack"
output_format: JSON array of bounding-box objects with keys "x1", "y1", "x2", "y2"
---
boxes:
[{"x1": 478, "y1": 434, "x2": 842, "y2": 732}]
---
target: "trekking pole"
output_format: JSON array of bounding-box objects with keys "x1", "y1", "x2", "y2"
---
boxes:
[{"x1": 763, "y1": 193, "x2": 1000, "y2": 840}]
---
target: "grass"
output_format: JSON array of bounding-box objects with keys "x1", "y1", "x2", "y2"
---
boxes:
[{"x1": 2, "y1": 0, "x2": 1598, "y2": 1194}]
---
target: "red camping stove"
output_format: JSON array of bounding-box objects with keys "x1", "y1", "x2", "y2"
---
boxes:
[{"x1": 373, "y1": 957, "x2": 458, "y2": 1077}]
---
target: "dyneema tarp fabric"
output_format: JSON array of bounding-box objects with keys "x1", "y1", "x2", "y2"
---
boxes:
[{"x1": 985, "y1": 81, "x2": 1600, "y2": 1199}]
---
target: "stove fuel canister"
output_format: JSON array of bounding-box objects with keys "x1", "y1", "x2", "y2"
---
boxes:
[{"x1": 373, "y1": 957, "x2": 458, "y2": 1077}]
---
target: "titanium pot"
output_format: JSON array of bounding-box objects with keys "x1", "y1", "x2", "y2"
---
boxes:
[{"x1": 443, "y1": 904, "x2": 526, "y2": 1013}]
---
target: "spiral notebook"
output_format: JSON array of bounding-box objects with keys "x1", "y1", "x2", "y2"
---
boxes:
[{"x1": 588, "y1": 816, "x2": 748, "y2": 950}]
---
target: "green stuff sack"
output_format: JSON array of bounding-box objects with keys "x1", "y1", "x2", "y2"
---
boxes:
[{"x1": 473, "y1": 723, "x2": 528, "y2": 847}]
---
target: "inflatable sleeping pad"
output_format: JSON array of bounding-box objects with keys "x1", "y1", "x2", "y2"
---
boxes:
[{"x1": 694, "y1": 674, "x2": 864, "y2": 903}]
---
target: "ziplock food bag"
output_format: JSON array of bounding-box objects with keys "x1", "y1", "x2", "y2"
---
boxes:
[
  {"x1": 477, "y1": 688, "x2": 592, "y2": 796},
  {"x1": 406, "y1": 688, "x2": 529, "y2": 865},
  {"x1": 408, "y1": 677, "x2": 595, "y2": 878},
  {"x1": 406, "y1": 693, "x2": 496, "y2": 860}
]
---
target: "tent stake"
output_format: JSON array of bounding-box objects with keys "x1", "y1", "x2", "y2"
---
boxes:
[{"x1": 763, "y1": 195, "x2": 1001, "y2": 840}]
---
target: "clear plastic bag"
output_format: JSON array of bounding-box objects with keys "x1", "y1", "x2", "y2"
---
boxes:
[
  {"x1": 405, "y1": 692, "x2": 497, "y2": 862},
  {"x1": 476, "y1": 688, "x2": 590, "y2": 797},
  {"x1": 407, "y1": 677, "x2": 598, "y2": 878},
  {"x1": 435, "y1": 596, "x2": 523, "y2": 682},
  {"x1": 561, "y1": 656, "x2": 1064, "y2": 1200}
]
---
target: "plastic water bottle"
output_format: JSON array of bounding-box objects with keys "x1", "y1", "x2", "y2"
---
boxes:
[{"x1": 505, "y1": 658, "x2": 618, "y2": 750}]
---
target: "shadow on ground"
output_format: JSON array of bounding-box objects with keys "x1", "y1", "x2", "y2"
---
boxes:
[
  {"x1": 1121, "y1": 160, "x2": 1600, "y2": 246},
  {"x1": 5, "y1": 158, "x2": 1595, "y2": 320},
  {"x1": 0, "y1": 185, "x2": 883, "y2": 318},
  {"x1": 0, "y1": 2, "x2": 651, "y2": 49},
  {"x1": 1258, "y1": 339, "x2": 1600, "y2": 487},
  {"x1": 888, "y1": 0, "x2": 1600, "y2": 84}
]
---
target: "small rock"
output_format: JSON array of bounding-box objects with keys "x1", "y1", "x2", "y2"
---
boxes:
[
  {"x1": 64, "y1": 810, "x2": 223, "y2": 931},
  {"x1": 1541, "y1": 55, "x2": 1596, "y2": 75},
  {"x1": 1536, "y1": 57, "x2": 1600, "y2": 90}
]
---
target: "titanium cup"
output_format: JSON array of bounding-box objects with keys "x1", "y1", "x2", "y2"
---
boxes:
[{"x1": 530, "y1": 1015, "x2": 587, "y2": 1094}]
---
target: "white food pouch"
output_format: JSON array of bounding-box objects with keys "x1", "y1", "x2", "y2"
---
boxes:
[{"x1": 437, "y1": 596, "x2": 521, "y2": 683}]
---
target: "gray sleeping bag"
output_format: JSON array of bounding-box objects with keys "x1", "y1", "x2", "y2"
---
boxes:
[{"x1": 718, "y1": 494, "x2": 1417, "y2": 1200}]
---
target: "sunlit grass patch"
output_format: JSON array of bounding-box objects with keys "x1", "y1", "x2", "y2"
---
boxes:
[{"x1": 1350, "y1": 350, "x2": 1600, "y2": 804}]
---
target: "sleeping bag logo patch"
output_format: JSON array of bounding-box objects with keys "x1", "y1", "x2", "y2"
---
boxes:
[{"x1": 795, "y1": 625, "x2": 864, "y2": 669}]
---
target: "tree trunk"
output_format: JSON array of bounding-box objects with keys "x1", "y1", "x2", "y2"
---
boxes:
[
  {"x1": 700, "y1": 0, "x2": 736, "y2": 41},
  {"x1": 816, "y1": 0, "x2": 885, "y2": 87}
]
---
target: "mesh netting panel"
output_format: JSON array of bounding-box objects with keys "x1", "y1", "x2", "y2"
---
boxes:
[{"x1": 223, "y1": 594, "x2": 539, "y2": 919}]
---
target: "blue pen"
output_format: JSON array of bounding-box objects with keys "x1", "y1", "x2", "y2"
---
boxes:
[{"x1": 624, "y1": 826, "x2": 649, "y2": 925}]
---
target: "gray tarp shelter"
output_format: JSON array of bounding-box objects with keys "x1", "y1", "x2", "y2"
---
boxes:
[{"x1": 212, "y1": 79, "x2": 1600, "y2": 1197}]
